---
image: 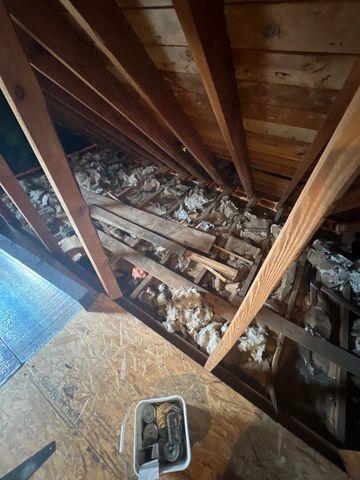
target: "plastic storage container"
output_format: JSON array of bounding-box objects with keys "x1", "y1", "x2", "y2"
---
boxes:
[{"x1": 133, "y1": 395, "x2": 191, "y2": 477}]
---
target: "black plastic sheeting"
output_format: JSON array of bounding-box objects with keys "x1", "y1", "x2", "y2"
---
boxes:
[{"x1": 0, "y1": 249, "x2": 82, "y2": 386}]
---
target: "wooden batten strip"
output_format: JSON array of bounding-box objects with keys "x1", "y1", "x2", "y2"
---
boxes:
[
  {"x1": 0, "y1": 1, "x2": 121, "y2": 299},
  {"x1": 205, "y1": 86, "x2": 360, "y2": 371}
]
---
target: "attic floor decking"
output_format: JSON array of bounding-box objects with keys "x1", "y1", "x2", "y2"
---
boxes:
[{"x1": 0, "y1": 294, "x2": 347, "y2": 480}]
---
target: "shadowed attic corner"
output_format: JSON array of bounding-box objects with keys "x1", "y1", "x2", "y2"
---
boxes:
[{"x1": 0, "y1": 0, "x2": 360, "y2": 479}]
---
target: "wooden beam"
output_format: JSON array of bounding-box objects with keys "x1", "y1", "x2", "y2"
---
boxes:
[
  {"x1": 47, "y1": 96, "x2": 142, "y2": 159},
  {"x1": 96, "y1": 228, "x2": 360, "y2": 377},
  {"x1": 277, "y1": 59, "x2": 360, "y2": 209},
  {"x1": 334, "y1": 285, "x2": 350, "y2": 445},
  {"x1": 173, "y1": 0, "x2": 253, "y2": 197},
  {"x1": 0, "y1": 0, "x2": 122, "y2": 299},
  {"x1": 8, "y1": 0, "x2": 207, "y2": 180},
  {"x1": 58, "y1": 0, "x2": 226, "y2": 185},
  {"x1": 39, "y1": 75, "x2": 158, "y2": 163},
  {"x1": 83, "y1": 189, "x2": 216, "y2": 254},
  {"x1": 90, "y1": 205, "x2": 238, "y2": 280},
  {"x1": 0, "y1": 154, "x2": 61, "y2": 253},
  {"x1": 18, "y1": 32, "x2": 185, "y2": 172},
  {"x1": 205, "y1": 86, "x2": 360, "y2": 371},
  {"x1": 256, "y1": 307, "x2": 360, "y2": 379}
]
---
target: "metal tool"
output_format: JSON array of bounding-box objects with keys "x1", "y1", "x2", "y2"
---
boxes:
[
  {"x1": 139, "y1": 443, "x2": 160, "y2": 480},
  {"x1": 1, "y1": 441, "x2": 56, "y2": 480}
]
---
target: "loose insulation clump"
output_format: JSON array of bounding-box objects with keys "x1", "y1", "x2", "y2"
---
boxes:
[
  {"x1": 155, "y1": 286, "x2": 226, "y2": 354},
  {"x1": 238, "y1": 323, "x2": 268, "y2": 363}
]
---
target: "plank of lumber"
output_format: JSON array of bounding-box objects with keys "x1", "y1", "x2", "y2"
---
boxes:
[
  {"x1": 47, "y1": 99, "x2": 129, "y2": 154},
  {"x1": 205, "y1": 86, "x2": 360, "y2": 371},
  {"x1": 212, "y1": 244, "x2": 253, "y2": 267},
  {"x1": 97, "y1": 230, "x2": 234, "y2": 322},
  {"x1": 256, "y1": 307, "x2": 360, "y2": 379},
  {"x1": 332, "y1": 188, "x2": 360, "y2": 215},
  {"x1": 38, "y1": 73, "x2": 162, "y2": 166},
  {"x1": 59, "y1": 0, "x2": 225, "y2": 185},
  {"x1": 97, "y1": 228, "x2": 360, "y2": 377},
  {"x1": 271, "y1": 252, "x2": 307, "y2": 379},
  {"x1": 277, "y1": 59, "x2": 360, "y2": 209},
  {"x1": 184, "y1": 250, "x2": 237, "y2": 281},
  {"x1": 22, "y1": 36, "x2": 179, "y2": 169},
  {"x1": 7, "y1": 0, "x2": 201, "y2": 179},
  {"x1": 0, "y1": 154, "x2": 61, "y2": 253},
  {"x1": 173, "y1": 0, "x2": 253, "y2": 196},
  {"x1": 0, "y1": 1, "x2": 121, "y2": 299},
  {"x1": 320, "y1": 285, "x2": 360, "y2": 318},
  {"x1": 91, "y1": 204, "x2": 238, "y2": 280},
  {"x1": 91, "y1": 205, "x2": 186, "y2": 255},
  {"x1": 334, "y1": 285, "x2": 350, "y2": 445},
  {"x1": 339, "y1": 450, "x2": 360, "y2": 480},
  {"x1": 130, "y1": 251, "x2": 172, "y2": 300},
  {"x1": 42, "y1": 79, "x2": 158, "y2": 164},
  {"x1": 101, "y1": 229, "x2": 360, "y2": 377},
  {"x1": 83, "y1": 189, "x2": 215, "y2": 254}
]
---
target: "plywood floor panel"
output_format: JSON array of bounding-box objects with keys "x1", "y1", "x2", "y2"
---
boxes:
[{"x1": 0, "y1": 294, "x2": 347, "y2": 479}]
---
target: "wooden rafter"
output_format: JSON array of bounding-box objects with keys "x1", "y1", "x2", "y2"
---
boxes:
[
  {"x1": 0, "y1": 154, "x2": 61, "y2": 253},
  {"x1": 58, "y1": 0, "x2": 226, "y2": 185},
  {"x1": 205, "y1": 86, "x2": 360, "y2": 371},
  {"x1": 0, "y1": 0, "x2": 122, "y2": 299},
  {"x1": 18, "y1": 32, "x2": 186, "y2": 173},
  {"x1": 8, "y1": 0, "x2": 207, "y2": 180},
  {"x1": 38, "y1": 74, "x2": 162, "y2": 165},
  {"x1": 277, "y1": 59, "x2": 360, "y2": 209},
  {"x1": 173, "y1": 0, "x2": 253, "y2": 197},
  {"x1": 47, "y1": 96, "x2": 145, "y2": 159}
]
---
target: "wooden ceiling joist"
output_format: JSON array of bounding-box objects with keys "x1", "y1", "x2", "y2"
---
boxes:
[
  {"x1": 48, "y1": 100, "x2": 126, "y2": 154},
  {"x1": 48, "y1": 100, "x2": 145, "y2": 161},
  {"x1": 0, "y1": 155, "x2": 61, "y2": 252},
  {"x1": 7, "y1": 0, "x2": 206, "y2": 180},
  {"x1": 18, "y1": 33, "x2": 186, "y2": 173},
  {"x1": 0, "y1": 0, "x2": 122, "y2": 299},
  {"x1": 173, "y1": 0, "x2": 253, "y2": 198},
  {"x1": 277, "y1": 59, "x2": 360, "y2": 209},
  {"x1": 38, "y1": 74, "x2": 160, "y2": 164},
  {"x1": 205, "y1": 86, "x2": 360, "y2": 371},
  {"x1": 58, "y1": 0, "x2": 226, "y2": 186}
]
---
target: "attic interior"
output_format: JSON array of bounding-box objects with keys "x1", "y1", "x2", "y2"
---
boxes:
[{"x1": 0, "y1": 0, "x2": 359, "y2": 478}]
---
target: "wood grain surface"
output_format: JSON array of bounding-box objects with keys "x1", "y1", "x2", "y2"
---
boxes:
[
  {"x1": 0, "y1": 1, "x2": 122, "y2": 299},
  {"x1": 205, "y1": 87, "x2": 360, "y2": 371},
  {"x1": 0, "y1": 294, "x2": 349, "y2": 479}
]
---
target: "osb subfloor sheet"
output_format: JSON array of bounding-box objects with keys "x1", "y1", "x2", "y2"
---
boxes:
[{"x1": 0, "y1": 295, "x2": 348, "y2": 480}]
